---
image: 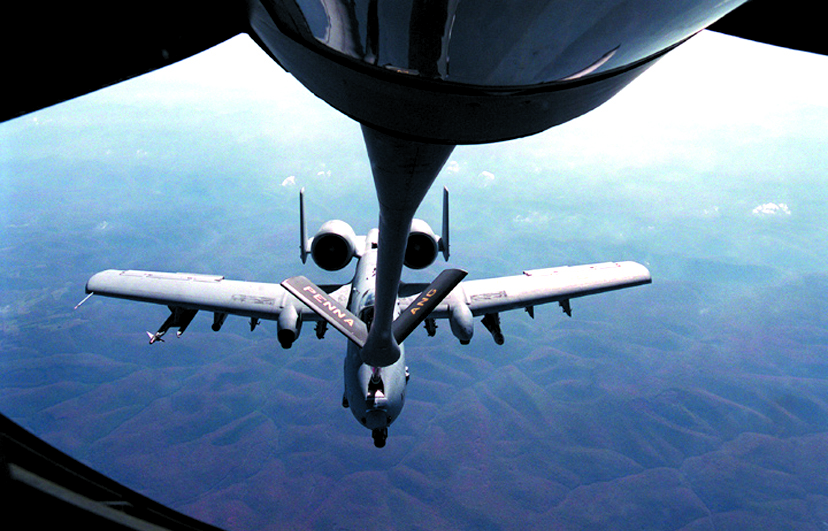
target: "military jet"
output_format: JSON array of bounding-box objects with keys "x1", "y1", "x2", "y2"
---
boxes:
[{"x1": 82, "y1": 189, "x2": 651, "y2": 447}]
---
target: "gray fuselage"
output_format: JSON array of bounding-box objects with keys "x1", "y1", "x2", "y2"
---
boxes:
[{"x1": 343, "y1": 229, "x2": 407, "y2": 434}]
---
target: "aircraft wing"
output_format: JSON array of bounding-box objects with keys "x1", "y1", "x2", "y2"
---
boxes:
[
  {"x1": 274, "y1": 262, "x2": 648, "y2": 349},
  {"x1": 84, "y1": 269, "x2": 349, "y2": 345},
  {"x1": 2, "y1": 1, "x2": 248, "y2": 122},
  {"x1": 708, "y1": 0, "x2": 826, "y2": 56},
  {"x1": 448, "y1": 260, "x2": 650, "y2": 314},
  {"x1": 398, "y1": 261, "x2": 651, "y2": 343}
]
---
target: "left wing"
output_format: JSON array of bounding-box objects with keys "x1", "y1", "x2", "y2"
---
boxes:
[
  {"x1": 84, "y1": 269, "x2": 348, "y2": 347},
  {"x1": 399, "y1": 261, "x2": 651, "y2": 344},
  {"x1": 2, "y1": 2, "x2": 248, "y2": 122}
]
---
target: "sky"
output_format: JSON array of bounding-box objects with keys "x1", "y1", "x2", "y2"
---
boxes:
[{"x1": 2, "y1": 30, "x2": 828, "y2": 530}]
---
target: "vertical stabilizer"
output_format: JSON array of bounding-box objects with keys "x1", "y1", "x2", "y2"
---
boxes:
[
  {"x1": 299, "y1": 188, "x2": 310, "y2": 264},
  {"x1": 441, "y1": 186, "x2": 450, "y2": 261}
]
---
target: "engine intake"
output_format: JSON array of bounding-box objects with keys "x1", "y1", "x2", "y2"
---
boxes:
[
  {"x1": 404, "y1": 219, "x2": 440, "y2": 270},
  {"x1": 311, "y1": 220, "x2": 358, "y2": 271}
]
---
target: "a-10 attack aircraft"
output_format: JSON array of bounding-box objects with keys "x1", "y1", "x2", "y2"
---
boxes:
[{"x1": 81, "y1": 189, "x2": 651, "y2": 447}]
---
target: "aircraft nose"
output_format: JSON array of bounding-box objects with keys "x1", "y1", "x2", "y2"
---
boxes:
[{"x1": 364, "y1": 409, "x2": 388, "y2": 430}]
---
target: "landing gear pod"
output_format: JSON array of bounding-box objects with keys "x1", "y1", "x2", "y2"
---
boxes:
[
  {"x1": 311, "y1": 220, "x2": 358, "y2": 271},
  {"x1": 277, "y1": 303, "x2": 302, "y2": 349},
  {"x1": 449, "y1": 301, "x2": 474, "y2": 344}
]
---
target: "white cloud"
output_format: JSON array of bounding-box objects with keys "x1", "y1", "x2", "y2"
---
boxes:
[
  {"x1": 701, "y1": 206, "x2": 720, "y2": 218},
  {"x1": 752, "y1": 202, "x2": 791, "y2": 216},
  {"x1": 513, "y1": 211, "x2": 549, "y2": 225},
  {"x1": 478, "y1": 171, "x2": 495, "y2": 187},
  {"x1": 281, "y1": 175, "x2": 296, "y2": 187},
  {"x1": 444, "y1": 160, "x2": 461, "y2": 174}
]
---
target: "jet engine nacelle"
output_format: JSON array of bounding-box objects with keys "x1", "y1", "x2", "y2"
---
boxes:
[
  {"x1": 404, "y1": 219, "x2": 441, "y2": 270},
  {"x1": 311, "y1": 220, "x2": 358, "y2": 271},
  {"x1": 277, "y1": 303, "x2": 302, "y2": 349}
]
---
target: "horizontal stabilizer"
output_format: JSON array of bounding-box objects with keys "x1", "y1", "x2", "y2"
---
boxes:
[
  {"x1": 281, "y1": 275, "x2": 368, "y2": 348},
  {"x1": 393, "y1": 268, "x2": 467, "y2": 344}
]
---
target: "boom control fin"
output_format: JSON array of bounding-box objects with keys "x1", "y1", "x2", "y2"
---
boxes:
[
  {"x1": 393, "y1": 268, "x2": 467, "y2": 344},
  {"x1": 281, "y1": 275, "x2": 368, "y2": 348}
]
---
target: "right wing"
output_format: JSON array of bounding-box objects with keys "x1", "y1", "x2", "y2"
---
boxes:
[
  {"x1": 447, "y1": 261, "x2": 651, "y2": 316},
  {"x1": 84, "y1": 269, "x2": 348, "y2": 346},
  {"x1": 399, "y1": 261, "x2": 651, "y2": 344},
  {"x1": 708, "y1": 0, "x2": 827, "y2": 56}
]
